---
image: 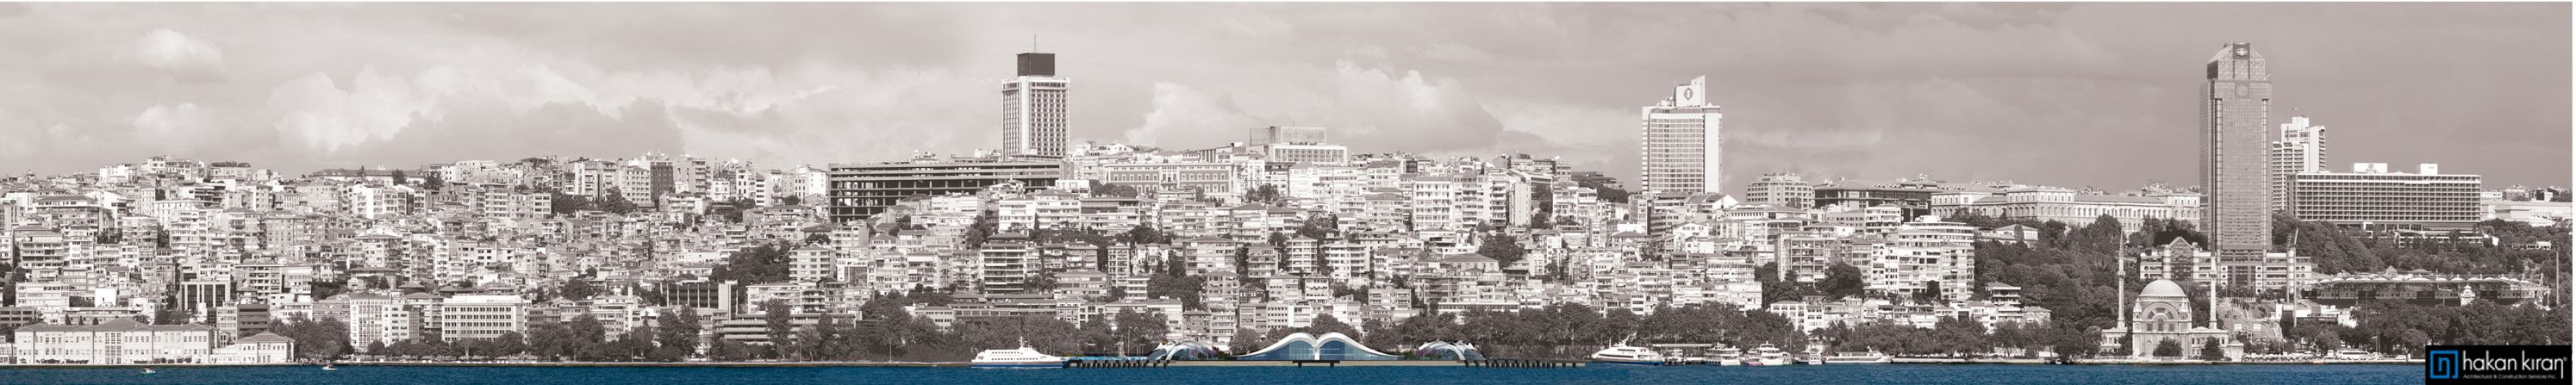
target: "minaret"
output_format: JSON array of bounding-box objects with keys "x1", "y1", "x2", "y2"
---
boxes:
[
  {"x1": 2117, "y1": 251, "x2": 2129, "y2": 329},
  {"x1": 2208, "y1": 281, "x2": 2221, "y2": 330}
]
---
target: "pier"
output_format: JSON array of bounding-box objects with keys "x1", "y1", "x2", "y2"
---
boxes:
[
  {"x1": 1063, "y1": 359, "x2": 1171, "y2": 369},
  {"x1": 1463, "y1": 358, "x2": 1587, "y2": 368}
]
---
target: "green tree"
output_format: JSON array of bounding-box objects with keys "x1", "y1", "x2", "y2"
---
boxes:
[
  {"x1": 2153, "y1": 339, "x2": 2184, "y2": 357},
  {"x1": 761, "y1": 300, "x2": 794, "y2": 358},
  {"x1": 1475, "y1": 234, "x2": 1529, "y2": 266},
  {"x1": 596, "y1": 188, "x2": 639, "y2": 214},
  {"x1": 2199, "y1": 338, "x2": 2227, "y2": 361},
  {"x1": 657, "y1": 308, "x2": 703, "y2": 359}
]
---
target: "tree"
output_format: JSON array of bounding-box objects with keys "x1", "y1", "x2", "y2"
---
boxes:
[
  {"x1": 1475, "y1": 234, "x2": 1529, "y2": 266},
  {"x1": 712, "y1": 243, "x2": 795, "y2": 284},
  {"x1": 550, "y1": 192, "x2": 596, "y2": 214},
  {"x1": 558, "y1": 276, "x2": 599, "y2": 301},
  {"x1": 761, "y1": 300, "x2": 794, "y2": 358},
  {"x1": 1819, "y1": 263, "x2": 1867, "y2": 299},
  {"x1": 657, "y1": 308, "x2": 703, "y2": 359},
  {"x1": 1097, "y1": 183, "x2": 1140, "y2": 198},
  {"x1": 596, "y1": 188, "x2": 639, "y2": 214},
  {"x1": 490, "y1": 332, "x2": 529, "y2": 357},
  {"x1": 1247, "y1": 184, "x2": 1285, "y2": 205},
  {"x1": 1228, "y1": 327, "x2": 1268, "y2": 355},
  {"x1": 421, "y1": 172, "x2": 446, "y2": 190},
  {"x1": 2153, "y1": 339, "x2": 2184, "y2": 357},
  {"x1": 2199, "y1": 338, "x2": 2226, "y2": 361},
  {"x1": 1577, "y1": 177, "x2": 1629, "y2": 204},
  {"x1": 390, "y1": 170, "x2": 409, "y2": 186},
  {"x1": 1110, "y1": 310, "x2": 1170, "y2": 354}
]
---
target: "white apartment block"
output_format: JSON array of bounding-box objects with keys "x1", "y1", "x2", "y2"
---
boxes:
[
  {"x1": 2270, "y1": 115, "x2": 2328, "y2": 209},
  {"x1": 440, "y1": 295, "x2": 526, "y2": 342}
]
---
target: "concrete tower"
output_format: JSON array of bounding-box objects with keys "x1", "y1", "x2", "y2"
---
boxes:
[
  {"x1": 1003, "y1": 53, "x2": 1069, "y2": 158},
  {"x1": 1638, "y1": 76, "x2": 1724, "y2": 196}
]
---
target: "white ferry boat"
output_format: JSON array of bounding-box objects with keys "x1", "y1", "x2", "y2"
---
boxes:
[
  {"x1": 1587, "y1": 344, "x2": 1670, "y2": 366},
  {"x1": 1748, "y1": 344, "x2": 1789, "y2": 366},
  {"x1": 1712, "y1": 346, "x2": 1745, "y2": 366},
  {"x1": 1823, "y1": 351, "x2": 1892, "y2": 364},
  {"x1": 970, "y1": 340, "x2": 1065, "y2": 369}
]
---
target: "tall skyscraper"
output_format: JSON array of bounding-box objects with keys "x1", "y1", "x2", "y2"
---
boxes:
[
  {"x1": 2269, "y1": 115, "x2": 2326, "y2": 209},
  {"x1": 1639, "y1": 76, "x2": 1723, "y2": 195},
  {"x1": 1003, "y1": 53, "x2": 1069, "y2": 158},
  {"x1": 2203, "y1": 43, "x2": 2273, "y2": 258}
]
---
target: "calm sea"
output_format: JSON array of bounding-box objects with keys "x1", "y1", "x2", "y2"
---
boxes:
[{"x1": 0, "y1": 364, "x2": 2418, "y2": 385}]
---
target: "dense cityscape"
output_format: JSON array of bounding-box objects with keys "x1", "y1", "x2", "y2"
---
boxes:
[{"x1": 0, "y1": 45, "x2": 2567, "y2": 368}]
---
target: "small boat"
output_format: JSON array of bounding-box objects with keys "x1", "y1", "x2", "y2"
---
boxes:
[
  {"x1": 321, "y1": 364, "x2": 338, "y2": 371},
  {"x1": 1749, "y1": 344, "x2": 1788, "y2": 366},
  {"x1": 1587, "y1": 344, "x2": 1670, "y2": 366},
  {"x1": 970, "y1": 339, "x2": 1065, "y2": 369},
  {"x1": 1823, "y1": 351, "x2": 1893, "y2": 364},
  {"x1": 141, "y1": 368, "x2": 155, "y2": 374},
  {"x1": 1713, "y1": 346, "x2": 1745, "y2": 366}
]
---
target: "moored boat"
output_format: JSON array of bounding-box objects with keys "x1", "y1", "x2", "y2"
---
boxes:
[
  {"x1": 1823, "y1": 351, "x2": 1893, "y2": 364},
  {"x1": 1713, "y1": 345, "x2": 1744, "y2": 366},
  {"x1": 1749, "y1": 344, "x2": 1788, "y2": 366},
  {"x1": 1587, "y1": 344, "x2": 1670, "y2": 366},
  {"x1": 970, "y1": 340, "x2": 1066, "y2": 369}
]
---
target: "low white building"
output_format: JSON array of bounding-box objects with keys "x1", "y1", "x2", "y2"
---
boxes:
[
  {"x1": 210, "y1": 332, "x2": 296, "y2": 363},
  {"x1": 9, "y1": 320, "x2": 220, "y2": 363}
]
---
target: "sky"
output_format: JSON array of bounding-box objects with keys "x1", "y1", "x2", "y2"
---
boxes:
[{"x1": 0, "y1": 3, "x2": 2567, "y2": 196}]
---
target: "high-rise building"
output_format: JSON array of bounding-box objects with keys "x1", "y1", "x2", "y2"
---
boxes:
[
  {"x1": 2270, "y1": 115, "x2": 2326, "y2": 209},
  {"x1": 1639, "y1": 76, "x2": 1723, "y2": 195},
  {"x1": 1003, "y1": 53, "x2": 1070, "y2": 158},
  {"x1": 2202, "y1": 43, "x2": 2273, "y2": 258}
]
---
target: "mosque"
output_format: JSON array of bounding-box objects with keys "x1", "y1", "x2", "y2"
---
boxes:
[{"x1": 2099, "y1": 276, "x2": 2244, "y2": 360}]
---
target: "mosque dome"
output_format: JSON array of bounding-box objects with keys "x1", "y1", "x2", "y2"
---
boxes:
[{"x1": 2140, "y1": 279, "x2": 2187, "y2": 298}]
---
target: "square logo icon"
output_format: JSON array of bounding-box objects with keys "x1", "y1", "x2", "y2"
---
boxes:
[{"x1": 2426, "y1": 350, "x2": 2460, "y2": 380}]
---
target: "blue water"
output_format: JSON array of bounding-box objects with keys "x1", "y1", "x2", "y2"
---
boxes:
[{"x1": 0, "y1": 364, "x2": 2418, "y2": 384}]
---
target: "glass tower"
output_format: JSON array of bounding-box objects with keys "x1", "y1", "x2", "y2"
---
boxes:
[{"x1": 2203, "y1": 43, "x2": 2273, "y2": 258}]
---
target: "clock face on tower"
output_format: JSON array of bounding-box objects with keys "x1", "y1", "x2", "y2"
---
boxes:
[{"x1": 2235, "y1": 47, "x2": 2247, "y2": 57}]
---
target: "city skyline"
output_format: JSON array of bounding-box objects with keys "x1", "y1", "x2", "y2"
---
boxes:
[{"x1": 0, "y1": 3, "x2": 2568, "y2": 196}]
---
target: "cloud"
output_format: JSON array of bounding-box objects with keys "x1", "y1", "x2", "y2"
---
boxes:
[
  {"x1": 1125, "y1": 83, "x2": 1261, "y2": 146},
  {"x1": 130, "y1": 28, "x2": 225, "y2": 80},
  {"x1": 267, "y1": 68, "x2": 443, "y2": 153},
  {"x1": 131, "y1": 102, "x2": 218, "y2": 152}
]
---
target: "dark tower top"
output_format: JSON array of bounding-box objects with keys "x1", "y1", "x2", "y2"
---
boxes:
[{"x1": 1017, "y1": 53, "x2": 1056, "y2": 77}]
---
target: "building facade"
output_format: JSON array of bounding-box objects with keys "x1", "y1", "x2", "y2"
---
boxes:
[
  {"x1": 825, "y1": 161, "x2": 1066, "y2": 222},
  {"x1": 1743, "y1": 172, "x2": 1814, "y2": 208},
  {"x1": 438, "y1": 295, "x2": 525, "y2": 342},
  {"x1": 1639, "y1": 76, "x2": 1723, "y2": 195},
  {"x1": 2286, "y1": 163, "x2": 2484, "y2": 232},
  {"x1": 2269, "y1": 115, "x2": 2326, "y2": 209},
  {"x1": 2203, "y1": 43, "x2": 2274, "y2": 258},
  {"x1": 1003, "y1": 53, "x2": 1070, "y2": 158}
]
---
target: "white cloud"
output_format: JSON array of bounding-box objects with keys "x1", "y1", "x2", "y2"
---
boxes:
[
  {"x1": 132, "y1": 28, "x2": 225, "y2": 76},
  {"x1": 267, "y1": 68, "x2": 443, "y2": 153},
  {"x1": 131, "y1": 102, "x2": 218, "y2": 152},
  {"x1": 1125, "y1": 83, "x2": 1262, "y2": 147}
]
